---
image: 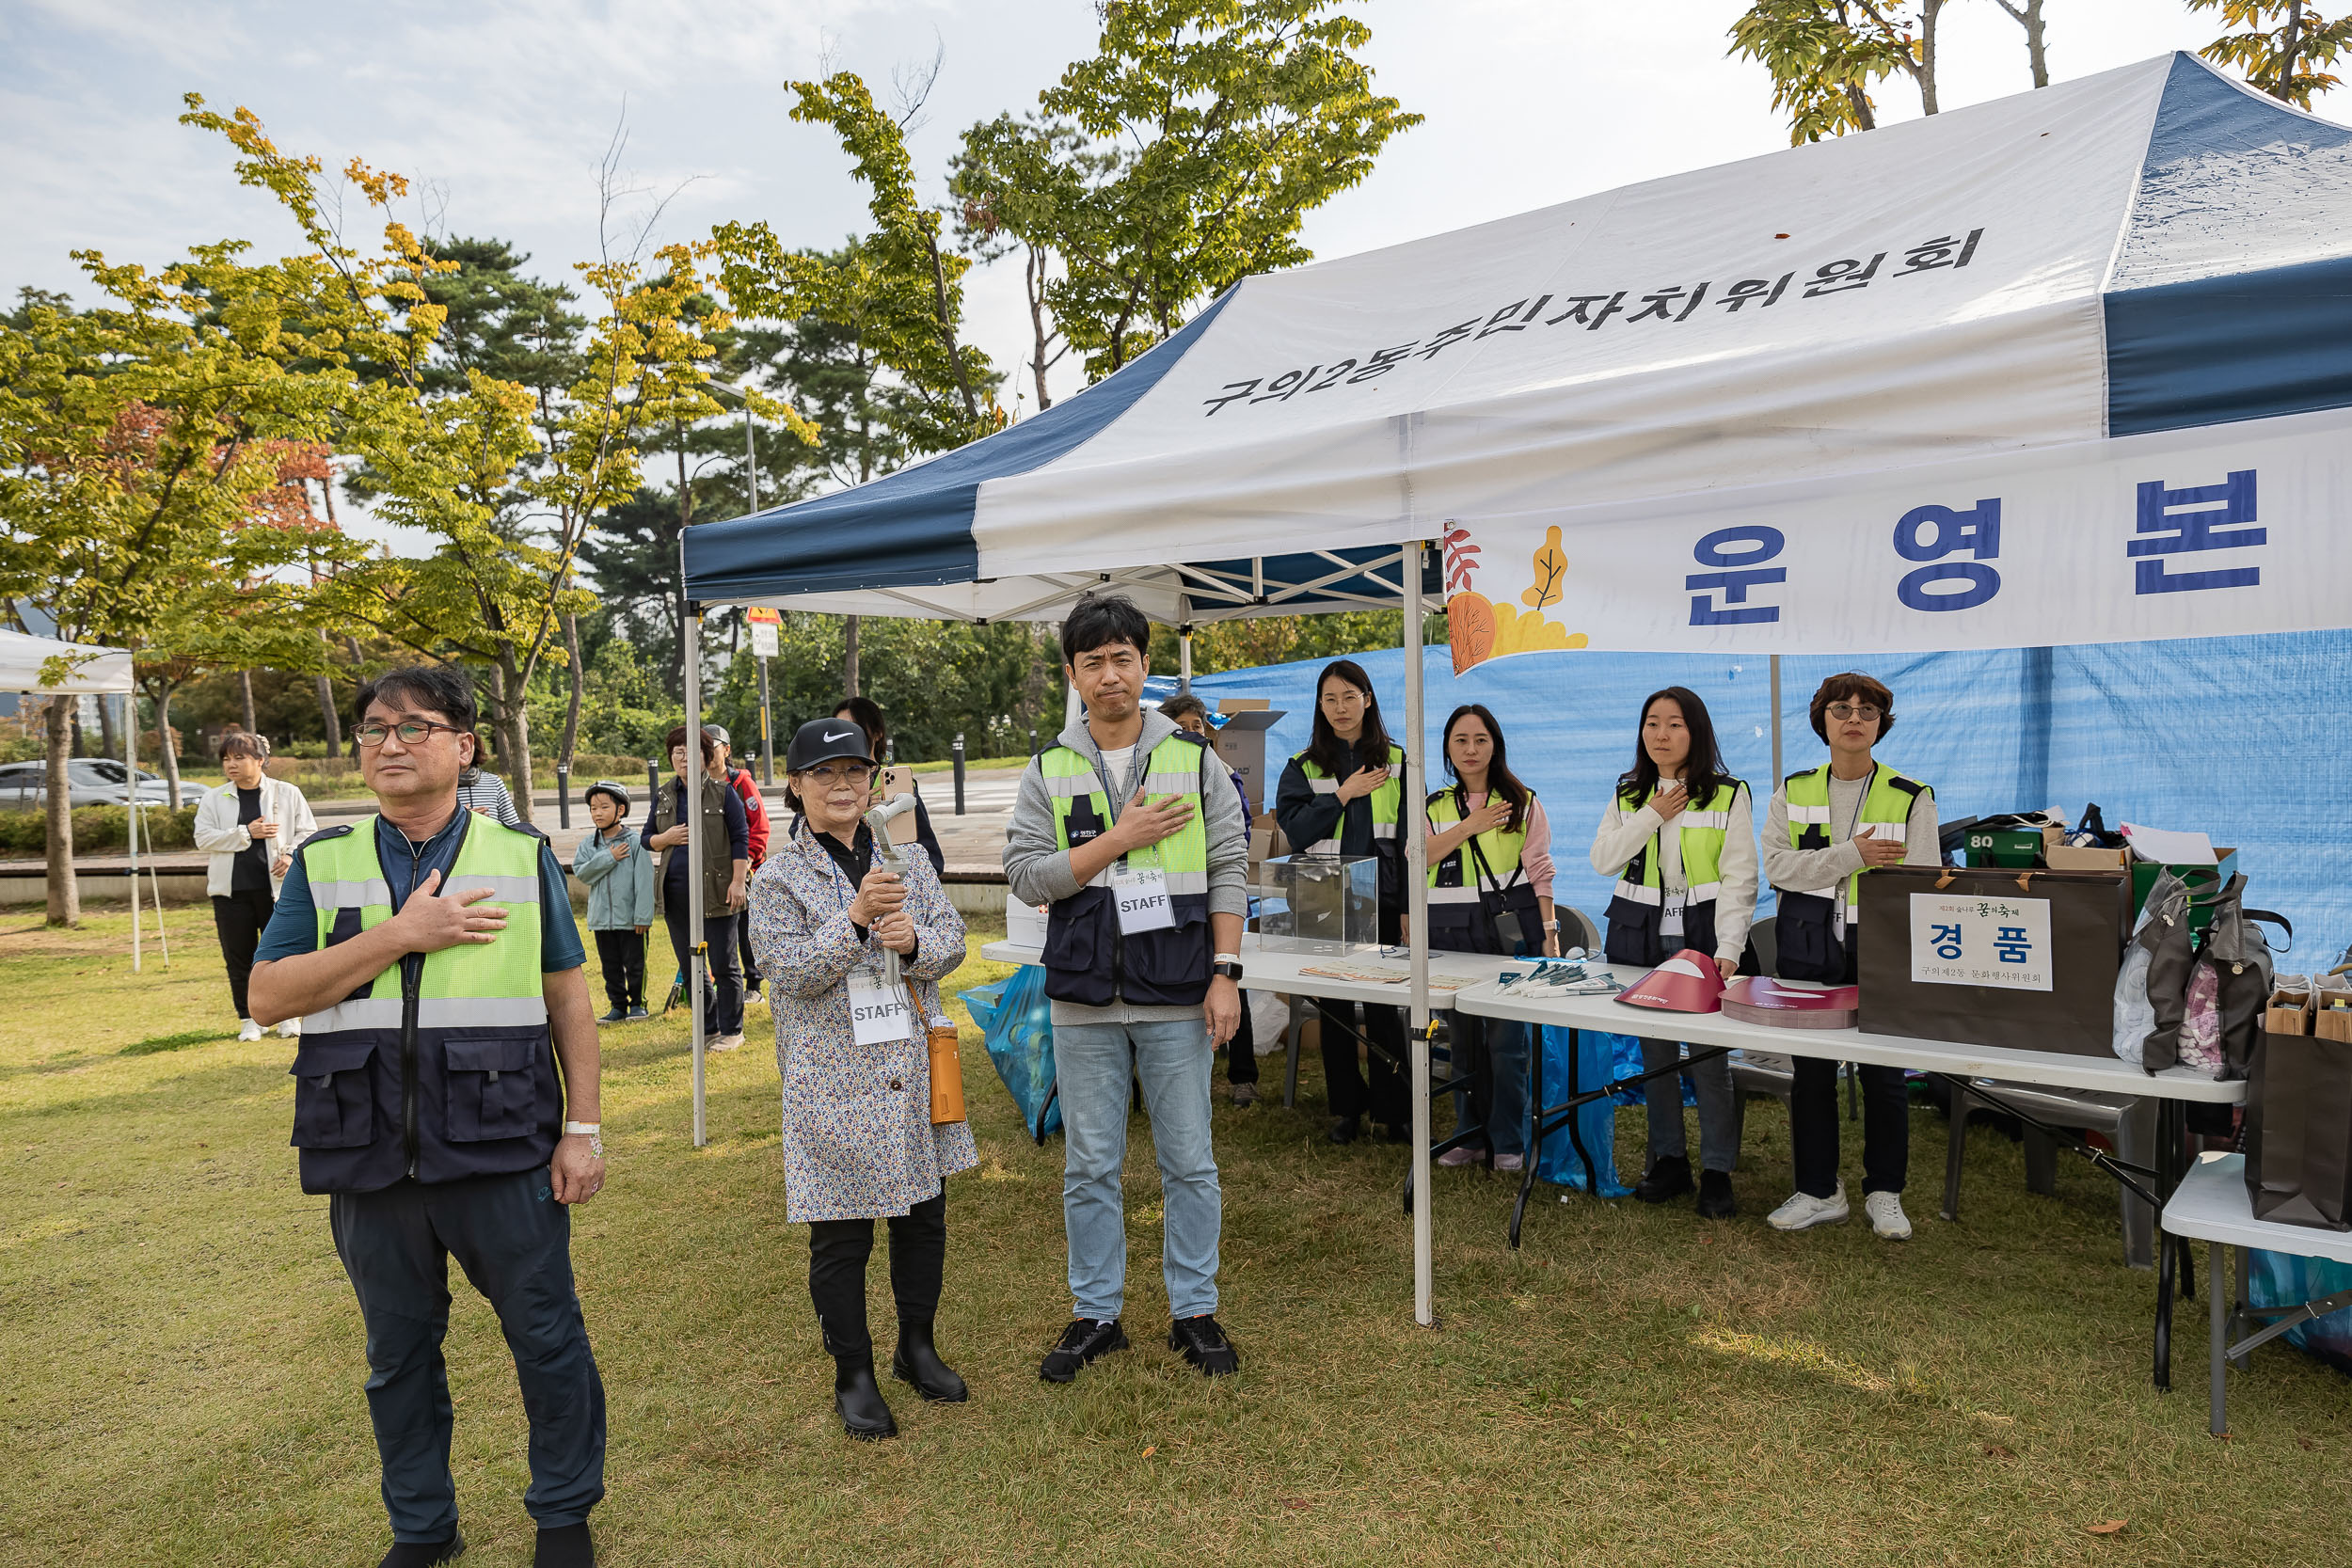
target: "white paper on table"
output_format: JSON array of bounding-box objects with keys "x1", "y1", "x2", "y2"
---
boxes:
[{"x1": 2118, "y1": 823, "x2": 2217, "y2": 866}]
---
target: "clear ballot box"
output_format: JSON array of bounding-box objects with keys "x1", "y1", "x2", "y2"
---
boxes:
[{"x1": 1257, "y1": 854, "x2": 1378, "y2": 955}]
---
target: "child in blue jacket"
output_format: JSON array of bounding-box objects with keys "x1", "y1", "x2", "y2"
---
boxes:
[{"x1": 574, "y1": 780, "x2": 658, "y2": 1022}]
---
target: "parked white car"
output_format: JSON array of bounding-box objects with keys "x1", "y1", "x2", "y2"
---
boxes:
[{"x1": 0, "y1": 758, "x2": 176, "y2": 808}]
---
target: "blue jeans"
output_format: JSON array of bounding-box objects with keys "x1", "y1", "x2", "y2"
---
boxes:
[
  {"x1": 329, "y1": 1171, "x2": 605, "y2": 1543},
  {"x1": 1056, "y1": 1018, "x2": 1222, "y2": 1321},
  {"x1": 1640, "y1": 1039, "x2": 1740, "y2": 1174},
  {"x1": 1452, "y1": 1014, "x2": 1532, "y2": 1158}
]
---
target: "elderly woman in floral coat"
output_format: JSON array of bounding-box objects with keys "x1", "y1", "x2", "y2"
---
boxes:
[{"x1": 750, "y1": 720, "x2": 976, "y2": 1442}]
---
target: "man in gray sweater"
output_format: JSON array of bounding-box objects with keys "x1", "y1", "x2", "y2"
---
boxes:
[{"x1": 1004, "y1": 593, "x2": 1249, "y2": 1382}]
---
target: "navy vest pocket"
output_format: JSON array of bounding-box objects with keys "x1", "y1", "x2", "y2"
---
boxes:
[
  {"x1": 1604, "y1": 896, "x2": 1661, "y2": 967},
  {"x1": 1120, "y1": 897, "x2": 1211, "y2": 1006},
  {"x1": 442, "y1": 1034, "x2": 546, "y2": 1142},
  {"x1": 289, "y1": 1039, "x2": 379, "y2": 1148},
  {"x1": 1773, "y1": 894, "x2": 1840, "y2": 982},
  {"x1": 1043, "y1": 886, "x2": 1117, "y2": 1006}
]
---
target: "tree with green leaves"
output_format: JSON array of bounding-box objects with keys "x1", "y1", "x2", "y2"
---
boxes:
[
  {"x1": 1728, "y1": 0, "x2": 1928, "y2": 141},
  {"x1": 2194, "y1": 1, "x2": 2350, "y2": 106},
  {"x1": 952, "y1": 0, "x2": 1421, "y2": 392}
]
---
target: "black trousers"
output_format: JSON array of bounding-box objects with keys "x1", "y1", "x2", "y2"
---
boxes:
[
  {"x1": 1225, "y1": 997, "x2": 1258, "y2": 1085},
  {"x1": 739, "y1": 908, "x2": 762, "y2": 991},
  {"x1": 592, "y1": 929, "x2": 644, "y2": 1012},
  {"x1": 211, "y1": 887, "x2": 275, "y2": 1019},
  {"x1": 1322, "y1": 904, "x2": 1406, "y2": 1124},
  {"x1": 663, "y1": 904, "x2": 743, "y2": 1036},
  {"x1": 329, "y1": 1172, "x2": 606, "y2": 1543},
  {"x1": 807, "y1": 1191, "x2": 946, "y2": 1359},
  {"x1": 1790, "y1": 1058, "x2": 1911, "y2": 1197}
]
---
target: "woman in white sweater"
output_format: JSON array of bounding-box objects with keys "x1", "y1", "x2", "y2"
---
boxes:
[
  {"x1": 1589, "y1": 687, "x2": 1757, "y2": 1218},
  {"x1": 192, "y1": 733, "x2": 318, "y2": 1040}
]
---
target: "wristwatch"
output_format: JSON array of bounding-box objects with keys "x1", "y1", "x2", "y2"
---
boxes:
[
  {"x1": 564, "y1": 1120, "x2": 604, "y2": 1158},
  {"x1": 1211, "y1": 955, "x2": 1245, "y2": 982}
]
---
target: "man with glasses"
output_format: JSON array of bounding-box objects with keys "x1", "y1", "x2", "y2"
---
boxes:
[
  {"x1": 1761, "y1": 672, "x2": 1940, "y2": 1242},
  {"x1": 247, "y1": 665, "x2": 607, "y2": 1568}
]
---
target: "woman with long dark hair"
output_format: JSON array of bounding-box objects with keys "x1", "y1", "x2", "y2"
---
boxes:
[
  {"x1": 1272, "y1": 659, "x2": 1409, "y2": 1142},
  {"x1": 1425, "y1": 704, "x2": 1559, "y2": 1171},
  {"x1": 1590, "y1": 687, "x2": 1757, "y2": 1218}
]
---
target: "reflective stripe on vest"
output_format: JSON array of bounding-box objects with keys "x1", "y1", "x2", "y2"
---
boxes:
[
  {"x1": 301, "y1": 815, "x2": 548, "y2": 1029},
  {"x1": 1781, "y1": 764, "x2": 1930, "y2": 923},
  {"x1": 1425, "y1": 786, "x2": 1530, "y2": 893},
  {"x1": 1295, "y1": 744, "x2": 1404, "y2": 853},
  {"x1": 1041, "y1": 736, "x2": 1211, "y2": 895},
  {"x1": 1610, "y1": 781, "x2": 1743, "y2": 912}
]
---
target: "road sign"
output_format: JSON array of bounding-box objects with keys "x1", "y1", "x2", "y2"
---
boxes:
[
  {"x1": 744, "y1": 606, "x2": 781, "y2": 626},
  {"x1": 750, "y1": 621, "x2": 778, "y2": 659}
]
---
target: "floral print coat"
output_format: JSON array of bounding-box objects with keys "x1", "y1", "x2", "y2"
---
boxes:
[{"x1": 750, "y1": 816, "x2": 976, "y2": 1223}]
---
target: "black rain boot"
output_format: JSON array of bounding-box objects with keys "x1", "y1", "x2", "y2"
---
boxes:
[
  {"x1": 892, "y1": 1320, "x2": 970, "y2": 1402},
  {"x1": 834, "y1": 1354, "x2": 898, "y2": 1440},
  {"x1": 378, "y1": 1531, "x2": 466, "y2": 1568},
  {"x1": 1634, "y1": 1154, "x2": 1694, "y2": 1204}
]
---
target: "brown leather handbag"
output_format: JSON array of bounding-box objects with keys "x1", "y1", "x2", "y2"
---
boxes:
[{"x1": 911, "y1": 980, "x2": 966, "y2": 1125}]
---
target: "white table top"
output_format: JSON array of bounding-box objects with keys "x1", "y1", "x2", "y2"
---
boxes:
[
  {"x1": 2162, "y1": 1153, "x2": 2352, "y2": 1263},
  {"x1": 1452, "y1": 964, "x2": 2246, "y2": 1104},
  {"x1": 976, "y1": 937, "x2": 1519, "y2": 1013}
]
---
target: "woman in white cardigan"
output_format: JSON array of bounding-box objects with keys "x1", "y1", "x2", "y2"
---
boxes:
[{"x1": 192, "y1": 733, "x2": 318, "y2": 1040}]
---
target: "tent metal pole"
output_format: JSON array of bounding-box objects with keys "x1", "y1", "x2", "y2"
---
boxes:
[
  {"x1": 1404, "y1": 540, "x2": 1434, "y2": 1329},
  {"x1": 125, "y1": 692, "x2": 141, "y2": 974},
  {"x1": 1179, "y1": 626, "x2": 1193, "y2": 693},
  {"x1": 686, "y1": 602, "x2": 707, "y2": 1148},
  {"x1": 1770, "y1": 655, "x2": 1784, "y2": 785}
]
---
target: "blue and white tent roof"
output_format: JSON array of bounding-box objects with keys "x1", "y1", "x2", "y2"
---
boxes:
[{"x1": 685, "y1": 53, "x2": 2352, "y2": 638}]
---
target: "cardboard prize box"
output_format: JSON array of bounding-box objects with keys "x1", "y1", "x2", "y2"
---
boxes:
[{"x1": 1857, "y1": 865, "x2": 2131, "y2": 1056}]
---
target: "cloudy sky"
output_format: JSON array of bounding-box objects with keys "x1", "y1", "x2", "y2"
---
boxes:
[{"x1": 3, "y1": 0, "x2": 2243, "y2": 468}]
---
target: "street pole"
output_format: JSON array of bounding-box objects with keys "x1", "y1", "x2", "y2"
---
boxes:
[
  {"x1": 952, "y1": 733, "x2": 966, "y2": 815},
  {"x1": 757, "y1": 654, "x2": 773, "y2": 785}
]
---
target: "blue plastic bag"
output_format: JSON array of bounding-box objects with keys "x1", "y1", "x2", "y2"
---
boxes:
[
  {"x1": 961, "y1": 964, "x2": 1061, "y2": 1141},
  {"x1": 1534, "y1": 1025, "x2": 1631, "y2": 1196},
  {"x1": 2249, "y1": 1249, "x2": 2352, "y2": 1377}
]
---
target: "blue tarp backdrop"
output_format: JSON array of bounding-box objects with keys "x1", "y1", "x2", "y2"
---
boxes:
[{"x1": 1177, "y1": 632, "x2": 2352, "y2": 966}]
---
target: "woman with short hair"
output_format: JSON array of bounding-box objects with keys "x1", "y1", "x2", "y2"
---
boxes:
[
  {"x1": 192, "y1": 732, "x2": 316, "y2": 1040},
  {"x1": 1762, "y1": 672, "x2": 1940, "y2": 1240},
  {"x1": 751, "y1": 718, "x2": 975, "y2": 1441}
]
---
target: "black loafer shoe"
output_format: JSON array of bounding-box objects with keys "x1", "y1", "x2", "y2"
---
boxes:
[
  {"x1": 1327, "y1": 1116, "x2": 1360, "y2": 1145},
  {"x1": 380, "y1": 1531, "x2": 466, "y2": 1568},
  {"x1": 1040, "y1": 1317, "x2": 1127, "y2": 1383},
  {"x1": 1695, "y1": 1167, "x2": 1737, "y2": 1219},
  {"x1": 834, "y1": 1357, "x2": 898, "y2": 1440},
  {"x1": 1634, "y1": 1154, "x2": 1694, "y2": 1204},
  {"x1": 532, "y1": 1523, "x2": 595, "y2": 1568},
  {"x1": 892, "y1": 1322, "x2": 969, "y2": 1402},
  {"x1": 1168, "y1": 1314, "x2": 1239, "y2": 1377},
  {"x1": 1380, "y1": 1122, "x2": 1409, "y2": 1144}
]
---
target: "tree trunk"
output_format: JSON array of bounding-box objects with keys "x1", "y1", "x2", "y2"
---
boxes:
[
  {"x1": 98, "y1": 691, "x2": 118, "y2": 760},
  {"x1": 151, "y1": 685, "x2": 184, "y2": 810},
  {"x1": 844, "y1": 615, "x2": 861, "y2": 698},
  {"x1": 313, "y1": 631, "x2": 342, "y2": 755},
  {"x1": 2024, "y1": 0, "x2": 2047, "y2": 87},
  {"x1": 42, "y1": 697, "x2": 79, "y2": 927},
  {"x1": 2278, "y1": 1, "x2": 2305, "y2": 102},
  {"x1": 1918, "y1": 0, "x2": 1943, "y2": 115},
  {"x1": 70, "y1": 697, "x2": 87, "y2": 758},
  {"x1": 238, "y1": 669, "x2": 259, "y2": 735},
  {"x1": 1028, "y1": 245, "x2": 1056, "y2": 412},
  {"x1": 343, "y1": 636, "x2": 365, "y2": 758},
  {"x1": 1845, "y1": 82, "x2": 1877, "y2": 132},
  {"x1": 492, "y1": 650, "x2": 535, "y2": 825},
  {"x1": 560, "y1": 609, "x2": 584, "y2": 769}
]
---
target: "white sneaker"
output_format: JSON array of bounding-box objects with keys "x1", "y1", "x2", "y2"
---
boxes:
[
  {"x1": 1767, "y1": 1183, "x2": 1850, "y2": 1231},
  {"x1": 276, "y1": 1018, "x2": 301, "y2": 1038},
  {"x1": 708, "y1": 1033, "x2": 745, "y2": 1053},
  {"x1": 237, "y1": 1019, "x2": 264, "y2": 1042},
  {"x1": 1865, "y1": 1190, "x2": 1913, "y2": 1241}
]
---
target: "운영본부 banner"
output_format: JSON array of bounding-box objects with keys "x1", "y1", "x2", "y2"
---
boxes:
[{"x1": 1441, "y1": 404, "x2": 2352, "y2": 670}]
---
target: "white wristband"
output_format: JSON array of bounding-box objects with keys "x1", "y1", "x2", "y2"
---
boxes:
[
  {"x1": 1213, "y1": 953, "x2": 1242, "y2": 964},
  {"x1": 563, "y1": 1120, "x2": 601, "y2": 1136}
]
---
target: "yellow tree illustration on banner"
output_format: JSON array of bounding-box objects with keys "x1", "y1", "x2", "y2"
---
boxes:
[{"x1": 1444, "y1": 522, "x2": 1587, "y2": 673}]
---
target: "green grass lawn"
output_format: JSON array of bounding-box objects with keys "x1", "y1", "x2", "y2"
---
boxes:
[{"x1": 3, "y1": 909, "x2": 2346, "y2": 1567}]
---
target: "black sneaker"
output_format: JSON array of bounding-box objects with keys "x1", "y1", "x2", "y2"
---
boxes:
[
  {"x1": 379, "y1": 1531, "x2": 466, "y2": 1568},
  {"x1": 626, "y1": 1006, "x2": 651, "y2": 1022},
  {"x1": 1168, "y1": 1314, "x2": 1239, "y2": 1376},
  {"x1": 1040, "y1": 1317, "x2": 1127, "y2": 1383},
  {"x1": 1634, "y1": 1154, "x2": 1694, "y2": 1204},
  {"x1": 1695, "y1": 1168, "x2": 1737, "y2": 1219},
  {"x1": 1327, "y1": 1116, "x2": 1360, "y2": 1145},
  {"x1": 596, "y1": 1007, "x2": 627, "y2": 1025},
  {"x1": 532, "y1": 1522, "x2": 595, "y2": 1568}
]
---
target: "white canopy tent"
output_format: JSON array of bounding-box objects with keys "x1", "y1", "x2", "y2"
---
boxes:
[{"x1": 680, "y1": 55, "x2": 2352, "y2": 1326}]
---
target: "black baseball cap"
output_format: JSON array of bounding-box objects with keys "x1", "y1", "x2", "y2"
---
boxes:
[{"x1": 786, "y1": 718, "x2": 875, "y2": 772}]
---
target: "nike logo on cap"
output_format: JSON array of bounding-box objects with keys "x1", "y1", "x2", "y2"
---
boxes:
[{"x1": 821, "y1": 728, "x2": 857, "y2": 743}]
